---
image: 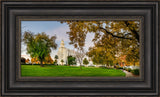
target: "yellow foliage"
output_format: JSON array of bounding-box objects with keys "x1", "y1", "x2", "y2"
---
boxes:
[{"x1": 62, "y1": 20, "x2": 140, "y2": 65}]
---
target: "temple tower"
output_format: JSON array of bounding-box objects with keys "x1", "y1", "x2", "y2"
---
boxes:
[{"x1": 57, "y1": 40, "x2": 67, "y2": 65}]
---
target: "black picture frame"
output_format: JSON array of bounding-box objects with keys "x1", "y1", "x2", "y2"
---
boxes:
[{"x1": 1, "y1": 0, "x2": 159, "y2": 96}]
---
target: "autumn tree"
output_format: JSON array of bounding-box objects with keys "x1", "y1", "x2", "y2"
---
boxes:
[
  {"x1": 125, "y1": 44, "x2": 139, "y2": 66},
  {"x1": 23, "y1": 31, "x2": 57, "y2": 67},
  {"x1": 62, "y1": 21, "x2": 140, "y2": 66},
  {"x1": 44, "y1": 54, "x2": 54, "y2": 64},
  {"x1": 25, "y1": 58, "x2": 30, "y2": 64},
  {"x1": 83, "y1": 58, "x2": 89, "y2": 65},
  {"x1": 31, "y1": 57, "x2": 40, "y2": 64},
  {"x1": 61, "y1": 21, "x2": 87, "y2": 69},
  {"x1": 87, "y1": 46, "x2": 115, "y2": 67}
]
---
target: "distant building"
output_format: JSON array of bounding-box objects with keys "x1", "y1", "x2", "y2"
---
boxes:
[
  {"x1": 57, "y1": 40, "x2": 77, "y2": 65},
  {"x1": 57, "y1": 40, "x2": 93, "y2": 66}
]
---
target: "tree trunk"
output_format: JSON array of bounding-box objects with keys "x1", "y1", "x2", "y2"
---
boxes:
[
  {"x1": 55, "y1": 60, "x2": 57, "y2": 65},
  {"x1": 40, "y1": 59, "x2": 44, "y2": 67},
  {"x1": 80, "y1": 63, "x2": 82, "y2": 70}
]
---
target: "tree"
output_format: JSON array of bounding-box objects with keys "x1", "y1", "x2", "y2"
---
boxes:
[
  {"x1": 54, "y1": 55, "x2": 58, "y2": 65},
  {"x1": 83, "y1": 58, "x2": 89, "y2": 65},
  {"x1": 44, "y1": 54, "x2": 53, "y2": 64},
  {"x1": 61, "y1": 59, "x2": 64, "y2": 65},
  {"x1": 25, "y1": 58, "x2": 30, "y2": 64},
  {"x1": 61, "y1": 21, "x2": 86, "y2": 69},
  {"x1": 23, "y1": 31, "x2": 57, "y2": 67},
  {"x1": 21, "y1": 57, "x2": 26, "y2": 64},
  {"x1": 67, "y1": 55, "x2": 76, "y2": 66},
  {"x1": 61, "y1": 21, "x2": 140, "y2": 66},
  {"x1": 87, "y1": 46, "x2": 115, "y2": 67},
  {"x1": 31, "y1": 57, "x2": 40, "y2": 64},
  {"x1": 75, "y1": 49, "x2": 85, "y2": 70},
  {"x1": 126, "y1": 45, "x2": 139, "y2": 66}
]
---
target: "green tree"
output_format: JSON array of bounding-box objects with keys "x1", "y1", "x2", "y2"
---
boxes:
[
  {"x1": 83, "y1": 58, "x2": 89, "y2": 65},
  {"x1": 54, "y1": 55, "x2": 58, "y2": 65},
  {"x1": 67, "y1": 56, "x2": 76, "y2": 66},
  {"x1": 23, "y1": 31, "x2": 57, "y2": 67},
  {"x1": 61, "y1": 59, "x2": 64, "y2": 65}
]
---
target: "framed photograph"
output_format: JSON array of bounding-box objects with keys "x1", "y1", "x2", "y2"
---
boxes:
[{"x1": 1, "y1": 0, "x2": 159, "y2": 96}]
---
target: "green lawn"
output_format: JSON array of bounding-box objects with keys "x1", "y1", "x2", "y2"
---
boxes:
[{"x1": 21, "y1": 65, "x2": 126, "y2": 77}]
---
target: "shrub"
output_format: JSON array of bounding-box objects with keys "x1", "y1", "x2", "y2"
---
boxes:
[
  {"x1": 118, "y1": 67, "x2": 123, "y2": 69},
  {"x1": 131, "y1": 69, "x2": 139, "y2": 75},
  {"x1": 115, "y1": 66, "x2": 119, "y2": 69},
  {"x1": 127, "y1": 68, "x2": 132, "y2": 72},
  {"x1": 123, "y1": 67, "x2": 126, "y2": 70},
  {"x1": 99, "y1": 65, "x2": 106, "y2": 68},
  {"x1": 21, "y1": 63, "x2": 32, "y2": 65}
]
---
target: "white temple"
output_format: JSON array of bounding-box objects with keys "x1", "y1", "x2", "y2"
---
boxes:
[
  {"x1": 57, "y1": 40, "x2": 77, "y2": 65},
  {"x1": 57, "y1": 40, "x2": 94, "y2": 66}
]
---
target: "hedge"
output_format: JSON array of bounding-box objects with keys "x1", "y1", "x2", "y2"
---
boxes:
[{"x1": 131, "y1": 69, "x2": 139, "y2": 75}]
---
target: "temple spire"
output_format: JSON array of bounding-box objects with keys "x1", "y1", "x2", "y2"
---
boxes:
[{"x1": 60, "y1": 40, "x2": 65, "y2": 47}]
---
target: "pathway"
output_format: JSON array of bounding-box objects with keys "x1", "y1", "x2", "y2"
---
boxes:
[{"x1": 122, "y1": 70, "x2": 135, "y2": 77}]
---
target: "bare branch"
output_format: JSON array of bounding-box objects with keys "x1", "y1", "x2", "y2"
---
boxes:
[
  {"x1": 99, "y1": 27, "x2": 134, "y2": 40},
  {"x1": 124, "y1": 21, "x2": 139, "y2": 42}
]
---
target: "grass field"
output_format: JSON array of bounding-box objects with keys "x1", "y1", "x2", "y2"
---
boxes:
[{"x1": 21, "y1": 65, "x2": 126, "y2": 77}]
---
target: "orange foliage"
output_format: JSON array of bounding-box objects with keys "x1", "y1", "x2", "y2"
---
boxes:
[
  {"x1": 44, "y1": 55, "x2": 54, "y2": 64},
  {"x1": 25, "y1": 58, "x2": 30, "y2": 64},
  {"x1": 31, "y1": 58, "x2": 40, "y2": 64},
  {"x1": 31, "y1": 55, "x2": 54, "y2": 64}
]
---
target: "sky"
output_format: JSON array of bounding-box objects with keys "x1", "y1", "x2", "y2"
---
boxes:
[{"x1": 21, "y1": 21, "x2": 95, "y2": 60}]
